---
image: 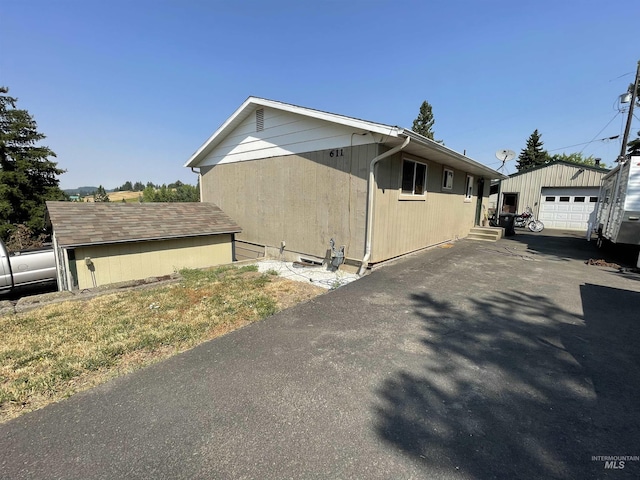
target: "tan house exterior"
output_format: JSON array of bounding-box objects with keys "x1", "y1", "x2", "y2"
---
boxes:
[
  {"x1": 493, "y1": 161, "x2": 609, "y2": 231},
  {"x1": 185, "y1": 97, "x2": 504, "y2": 272},
  {"x1": 46, "y1": 202, "x2": 240, "y2": 290}
]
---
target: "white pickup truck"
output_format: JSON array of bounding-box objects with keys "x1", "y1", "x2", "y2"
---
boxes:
[{"x1": 0, "y1": 239, "x2": 57, "y2": 291}]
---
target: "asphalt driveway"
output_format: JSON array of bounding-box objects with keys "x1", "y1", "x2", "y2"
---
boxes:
[{"x1": 1, "y1": 230, "x2": 639, "y2": 479}]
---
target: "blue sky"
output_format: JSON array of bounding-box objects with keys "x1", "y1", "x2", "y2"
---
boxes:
[{"x1": 1, "y1": 0, "x2": 638, "y2": 189}]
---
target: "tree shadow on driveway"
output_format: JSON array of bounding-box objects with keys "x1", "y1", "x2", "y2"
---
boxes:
[
  {"x1": 506, "y1": 230, "x2": 640, "y2": 268},
  {"x1": 374, "y1": 287, "x2": 640, "y2": 479}
]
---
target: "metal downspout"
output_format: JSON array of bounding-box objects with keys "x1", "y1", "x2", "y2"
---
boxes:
[
  {"x1": 358, "y1": 136, "x2": 411, "y2": 275},
  {"x1": 191, "y1": 167, "x2": 203, "y2": 202}
]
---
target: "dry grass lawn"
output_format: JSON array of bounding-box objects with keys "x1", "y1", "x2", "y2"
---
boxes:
[
  {"x1": 82, "y1": 191, "x2": 141, "y2": 202},
  {"x1": 0, "y1": 265, "x2": 325, "y2": 423}
]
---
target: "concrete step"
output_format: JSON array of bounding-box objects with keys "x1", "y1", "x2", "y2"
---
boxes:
[
  {"x1": 467, "y1": 233, "x2": 499, "y2": 242},
  {"x1": 467, "y1": 227, "x2": 503, "y2": 242}
]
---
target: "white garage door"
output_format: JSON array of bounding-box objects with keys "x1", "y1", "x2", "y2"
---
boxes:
[{"x1": 539, "y1": 187, "x2": 600, "y2": 230}]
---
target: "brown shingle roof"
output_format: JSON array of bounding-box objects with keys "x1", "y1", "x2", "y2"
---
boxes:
[{"x1": 46, "y1": 202, "x2": 241, "y2": 247}]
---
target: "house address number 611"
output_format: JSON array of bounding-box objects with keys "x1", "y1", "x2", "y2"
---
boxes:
[{"x1": 329, "y1": 149, "x2": 344, "y2": 157}]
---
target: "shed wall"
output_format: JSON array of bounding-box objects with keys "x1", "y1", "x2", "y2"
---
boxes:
[
  {"x1": 200, "y1": 144, "x2": 377, "y2": 261},
  {"x1": 500, "y1": 164, "x2": 607, "y2": 217},
  {"x1": 73, "y1": 235, "x2": 233, "y2": 289},
  {"x1": 371, "y1": 153, "x2": 480, "y2": 262}
]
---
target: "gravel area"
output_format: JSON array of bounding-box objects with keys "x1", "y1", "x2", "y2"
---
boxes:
[{"x1": 254, "y1": 259, "x2": 360, "y2": 289}]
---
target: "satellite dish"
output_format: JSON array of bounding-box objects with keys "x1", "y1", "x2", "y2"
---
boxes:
[
  {"x1": 495, "y1": 149, "x2": 516, "y2": 162},
  {"x1": 495, "y1": 149, "x2": 516, "y2": 174}
]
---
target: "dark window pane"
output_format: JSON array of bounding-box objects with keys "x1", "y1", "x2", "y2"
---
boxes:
[
  {"x1": 559, "y1": 196, "x2": 570, "y2": 202},
  {"x1": 545, "y1": 196, "x2": 555, "y2": 202},
  {"x1": 414, "y1": 163, "x2": 426, "y2": 194},
  {"x1": 443, "y1": 169, "x2": 453, "y2": 189},
  {"x1": 590, "y1": 197, "x2": 598, "y2": 202},
  {"x1": 574, "y1": 197, "x2": 585, "y2": 202},
  {"x1": 402, "y1": 161, "x2": 415, "y2": 193}
]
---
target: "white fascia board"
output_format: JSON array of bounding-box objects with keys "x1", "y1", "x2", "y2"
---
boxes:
[
  {"x1": 184, "y1": 96, "x2": 402, "y2": 168},
  {"x1": 184, "y1": 97, "x2": 256, "y2": 168}
]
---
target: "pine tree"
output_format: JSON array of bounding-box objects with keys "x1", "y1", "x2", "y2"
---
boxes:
[
  {"x1": 412, "y1": 101, "x2": 442, "y2": 143},
  {"x1": 93, "y1": 185, "x2": 110, "y2": 202},
  {"x1": 0, "y1": 87, "x2": 67, "y2": 240},
  {"x1": 516, "y1": 129, "x2": 550, "y2": 171},
  {"x1": 628, "y1": 133, "x2": 640, "y2": 156}
]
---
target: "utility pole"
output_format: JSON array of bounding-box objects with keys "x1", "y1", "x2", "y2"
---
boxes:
[{"x1": 619, "y1": 60, "x2": 640, "y2": 161}]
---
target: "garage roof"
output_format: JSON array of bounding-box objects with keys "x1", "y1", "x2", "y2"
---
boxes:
[
  {"x1": 505, "y1": 160, "x2": 610, "y2": 178},
  {"x1": 46, "y1": 202, "x2": 241, "y2": 247}
]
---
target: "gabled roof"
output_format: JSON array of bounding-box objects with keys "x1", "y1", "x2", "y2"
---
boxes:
[
  {"x1": 185, "y1": 97, "x2": 505, "y2": 179},
  {"x1": 506, "y1": 160, "x2": 609, "y2": 178},
  {"x1": 46, "y1": 202, "x2": 241, "y2": 248}
]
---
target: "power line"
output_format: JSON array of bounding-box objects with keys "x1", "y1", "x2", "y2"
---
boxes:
[
  {"x1": 548, "y1": 134, "x2": 620, "y2": 153},
  {"x1": 609, "y1": 71, "x2": 634, "y2": 81},
  {"x1": 578, "y1": 112, "x2": 623, "y2": 155}
]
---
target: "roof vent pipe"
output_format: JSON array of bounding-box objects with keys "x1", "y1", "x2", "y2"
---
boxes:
[{"x1": 358, "y1": 136, "x2": 411, "y2": 275}]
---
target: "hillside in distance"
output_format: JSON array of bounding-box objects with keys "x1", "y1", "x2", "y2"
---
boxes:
[{"x1": 63, "y1": 186, "x2": 98, "y2": 196}]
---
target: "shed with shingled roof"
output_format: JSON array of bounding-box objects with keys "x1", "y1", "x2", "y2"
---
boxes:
[{"x1": 46, "y1": 201, "x2": 241, "y2": 291}]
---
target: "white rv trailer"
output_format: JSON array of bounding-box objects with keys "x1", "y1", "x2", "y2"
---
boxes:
[{"x1": 595, "y1": 155, "x2": 640, "y2": 267}]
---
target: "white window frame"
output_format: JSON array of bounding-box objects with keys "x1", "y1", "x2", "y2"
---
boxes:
[
  {"x1": 399, "y1": 156, "x2": 428, "y2": 200},
  {"x1": 464, "y1": 175, "x2": 474, "y2": 202},
  {"x1": 442, "y1": 168, "x2": 454, "y2": 190}
]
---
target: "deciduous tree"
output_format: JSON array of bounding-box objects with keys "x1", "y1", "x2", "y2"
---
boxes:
[
  {"x1": 142, "y1": 183, "x2": 199, "y2": 202},
  {"x1": 550, "y1": 152, "x2": 608, "y2": 169}
]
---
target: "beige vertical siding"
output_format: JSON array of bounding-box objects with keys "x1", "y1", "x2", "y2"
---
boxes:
[
  {"x1": 201, "y1": 146, "x2": 489, "y2": 265},
  {"x1": 500, "y1": 163, "x2": 608, "y2": 217},
  {"x1": 74, "y1": 235, "x2": 232, "y2": 290},
  {"x1": 371, "y1": 153, "x2": 479, "y2": 262},
  {"x1": 200, "y1": 144, "x2": 377, "y2": 261}
]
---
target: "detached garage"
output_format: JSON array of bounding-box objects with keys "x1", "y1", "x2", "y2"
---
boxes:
[
  {"x1": 494, "y1": 160, "x2": 609, "y2": 232},
  {"x1": 46, "y1": 202, "x2": 241, "y2": 291},
  {"x1": 538, "y1": 188, "x2": 600, "y2": 229}
]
